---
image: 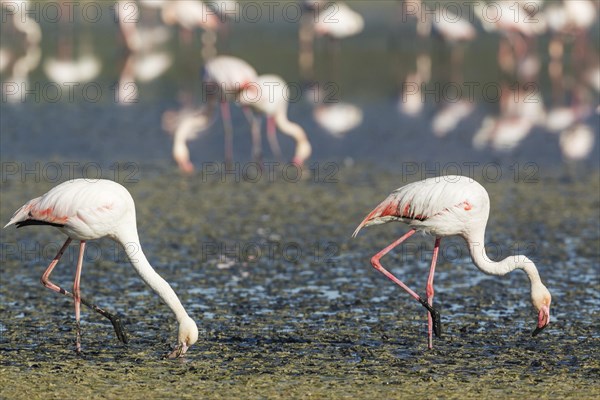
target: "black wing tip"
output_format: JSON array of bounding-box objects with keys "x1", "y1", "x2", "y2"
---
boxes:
[{"x1": 15, "y1": 220, "x2": 65, "y2": 228}]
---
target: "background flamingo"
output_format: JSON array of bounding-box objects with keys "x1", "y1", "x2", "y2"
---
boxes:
[
  {"x1": 238, "y1": 74, "x2": 312, "y2": 166},
  {"x1": 168, "y1": 55, "x2": 258, "y2": 172},
  {"x1": 353, "y1": 175, "x2": 551, "y2": 349},
  {"x1": 4, "y1": 179, "x2": 198, "y2": 358}
]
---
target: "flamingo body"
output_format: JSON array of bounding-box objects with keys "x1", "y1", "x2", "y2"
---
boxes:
[
  {"x1": 203, "y1": 55, "x2": 258, "y2": 97},
  {"x1": 314, "y1": 2, "x2": 364, "y2": 39},
  {"x1": 354, "y1": 176, "x2": 487, "y2": 238},
  {"x1": 5, "y1": 179, "x2": 198, "y2": 357},
  {"x1": 169, "y1": 55, "x2": 258, "y2": 172},
  {"x1": 238, "y1": 74, "x2": 312, "y2": 165},
  {"x1": 353, "y1": 175, "x2": 551, "y2": 348}
]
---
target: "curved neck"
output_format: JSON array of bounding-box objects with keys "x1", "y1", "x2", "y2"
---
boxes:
[
  {"x1": 274, "y1": 113, "x2": 310, "y2": 160},
  {"x1": 120, "y1": 235, "x2": 189, "y2": 324},
  {"x1": 466, "y1": 229, "x2": 541, "y2": 285},
  {"x1": 275, "y1": 113, "x2": 307, "y2": 142}
]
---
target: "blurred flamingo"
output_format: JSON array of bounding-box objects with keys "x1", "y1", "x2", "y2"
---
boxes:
[
  {"x1": 165, "y1": 55, "x2": 258, "y2": 172},
  {"x1": 238, "y1": 74, "x2": 312, "y2": 166},
  {"x1": 299, "y1": 1, "x2": 363, "y2": 81}
]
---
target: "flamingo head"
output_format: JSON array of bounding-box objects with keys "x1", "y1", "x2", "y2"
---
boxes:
[
  {"x1": 176, "y1": 159, "x2": 195, "y2": 175},
  {"x1": 167, "y1": 316, "x2": 198, "y2": 358},
  {"x1": 531, "y1": 282, "x2": 551, "y2": 337},
  {"x1": 292, "y1": 140, "x2": 312, "y2": 167},
  {"x1": 173, "y1": 140, "x2": 195, "y2": 174}
]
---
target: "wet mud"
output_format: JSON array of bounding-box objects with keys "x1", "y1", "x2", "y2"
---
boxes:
[{"x1": 1, "y1": 166, "x2": 598, "y2": 399}]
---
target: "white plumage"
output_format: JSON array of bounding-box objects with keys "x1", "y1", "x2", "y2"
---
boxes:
[
  {"x1": 353, "y1": 175, "x2": 551, "y2": 349},
  {"x1": 353, "y1": 175, "x2": 489, "y2": 238},
  {"x1": 5, "y1": 179, "x2": 198, "y2": 357}
]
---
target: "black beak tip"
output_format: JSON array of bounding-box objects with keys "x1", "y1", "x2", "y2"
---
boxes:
[{"x1": 531, "y1": 325, "x2": 547, "y2": 337}]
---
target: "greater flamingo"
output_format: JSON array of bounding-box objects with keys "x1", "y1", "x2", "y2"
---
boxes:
[
  {"x1": 5, "y1": 179, "x2": 198, "y2": 358},
  {"x1": 169, "y1": 55, "x2": 258, "y2": 172},
  {"x1": 238, "y1": 74, "x2": 312, "y2": 166},
  {"x1": 352, "y1": 175, "x2": 551, "y2": 349}
]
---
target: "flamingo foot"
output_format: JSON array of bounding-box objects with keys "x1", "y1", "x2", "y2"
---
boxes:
[
  {"x1": 79, "y1": 296, "x2": 128, "y2": 343},
  {"x1": 419, "y1": 298, "x2": 442, "y2": 338},
  {"x1": 106, "y1": 313, "x2": 128, "y2": 344},
  {"x1": 165, "y1": 342, "x2": 189, "y2": 359}
]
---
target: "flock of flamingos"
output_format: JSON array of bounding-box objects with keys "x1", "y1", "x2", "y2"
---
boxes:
[{"x1": 5, "y1": 0, "x2": 599, "y2": 357}]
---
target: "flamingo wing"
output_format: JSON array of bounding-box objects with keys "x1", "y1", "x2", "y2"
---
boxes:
[
  {"x1": 4, "y1": 179, "x2": 133, "y2": 239},
  {"x1": 352, "y1": 176, "x2": 479, "y2": 237}
]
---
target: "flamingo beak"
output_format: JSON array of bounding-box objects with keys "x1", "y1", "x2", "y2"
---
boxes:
[
  {"x1": 292, "y1": 157, "x2": 303, "y2": 167},
  {"x1": 531, "y1": 305, "x2": 550, "y2": 337},
  {"x1": 177, "y1": 160, "x2": 195, "y2": 174}
]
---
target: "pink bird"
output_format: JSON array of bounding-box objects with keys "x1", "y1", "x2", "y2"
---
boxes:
[
  {"x1": 238, "y1": 74, "x2": 312, "y2": 166},
  {"x1": 4, "y1": 179, "x2": 198, "y2": 358},
  {"x1": 171, "y1": 55, "x2": 258, "y2": 172},
  {"x1": 353, "y1": 175, "x2": 551, "y2": 349}
]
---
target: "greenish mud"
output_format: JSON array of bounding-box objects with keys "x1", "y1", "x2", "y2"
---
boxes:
[{"x1": 1, "y1": 165, "x2": 598, "y2": 398}]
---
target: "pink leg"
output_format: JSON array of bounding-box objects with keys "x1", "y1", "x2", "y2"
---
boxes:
[
  {"x1": 427, "y1": 238, "x2": 441, "y2": 349},
  {"x1": 266, "y1": 116, "x2": 283, "y2": 161},
  {"x1": 40, "y1": 238, "x2": 128, "y2": 346},
  {"x1": 370, "y1": 229, "x2": 441, "y2": 347},
  {"x1": 220, "y1": 101, "x2": 233, "y2": 166},
  {"x1": 41, "y1": 238, "x2": 72, "y2": 294},
  {"x1": 73, "y1": 241, "x2": 86, "y2": 353},
  {"x1": 242, "y1": 106, "x2": 262, "y2": 162}
]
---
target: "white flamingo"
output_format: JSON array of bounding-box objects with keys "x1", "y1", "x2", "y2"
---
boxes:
[
  {"x1": 353, "y1": 175, "x2": 551, "y2": 349},
  {"x1": 5, "y1": 179, "x2": 198, "y2": 358}
]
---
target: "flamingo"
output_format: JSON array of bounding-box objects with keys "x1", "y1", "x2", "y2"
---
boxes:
[
  {"x1": 299, "y1": 1, "x2": 363, "y2": 82},
  {"x1": 4, "y1": 179, "x2": 198, "y2": 358},
  {"x1": 238, "y1": 74, "x2": 312, "y2": 166},
  {"x1": 170, "y1": 55, "x2": 258, "y2": 172},
  {"x1": 352, "y1": 175, "x2": 551, "y2": 349}
]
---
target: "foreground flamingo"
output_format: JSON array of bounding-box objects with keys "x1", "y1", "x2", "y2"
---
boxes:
[
  {"x1": 4, "y1": 179, "x2": 198, "y2": 358},
  {"x1": 353, "y1": 175, "x2": 551, "y2": 349}
]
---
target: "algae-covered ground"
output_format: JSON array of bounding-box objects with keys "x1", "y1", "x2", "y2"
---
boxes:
[{"x1": 1, "y1": 165, "x2": 598, "y2": 399}]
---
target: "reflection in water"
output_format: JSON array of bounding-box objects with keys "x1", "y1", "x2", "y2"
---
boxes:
[
  {"x1": 394, "y1": 1, "x2": 598, "y2": 161},
  {"x1": 44, "y1": 54, "x2": 101, "y2": 84},
  {"x1": 473, "y1": 86, "x2": 545, "y2": 152},
  {"x1": 299, "y1": 1, "x2": 364, "y2": 82},
  {"x1": 313, "y1": 103, "x2": 363, "y2": 138},
  {"x1": 0, "y1": 1, "x2": 598, "y2": 167},
  {"x1": 432, "y1": 101, "x2": 474, "y2": 138},
  {"x1": 560, "y1": 123, "x2": 595, "y2": 161},
  {"x1": 1, "y1": 0, "x2": 41, "y2": 103}
]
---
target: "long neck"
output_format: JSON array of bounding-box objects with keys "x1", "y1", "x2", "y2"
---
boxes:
[
  {"x1": 274, "y1": 112, "x2": 311, "y2": 160},
  {"x1": 466, "y1": 228, "x2": 542, "y2": 286},
  {"x1": 120, "y1": 234, "x2": 189, "y2": 324}
]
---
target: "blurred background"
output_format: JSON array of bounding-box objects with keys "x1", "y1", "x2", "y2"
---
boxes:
[
  {"x1": 1, "y1": 3, "x2": 599, "y2": 395},
  {"x1": 1, "y1": 0, "x2": 598, "y2": 176}
]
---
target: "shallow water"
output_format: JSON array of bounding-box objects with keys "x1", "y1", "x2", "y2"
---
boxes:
[
  {"x1": 1, "y1": 1, "x2": 600, "y2": 398},
  {"x1": 1, "y1": 167, "x2": 599, "y2": 398}
]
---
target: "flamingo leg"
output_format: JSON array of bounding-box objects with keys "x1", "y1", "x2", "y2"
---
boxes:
[
  {"x1": 220, "y1": 101, "x2": 234, "y2": 167},
  {"x1": 73, "y1": 241, "x2": 85, "y2": 352},
  {"x1": 426, "y1": 238, "x2": 441, "y2": 349},
  {"x1": 40, "y1": 238, "x2": 128, "y2": 345},
  {"x1": 242, "y1": 106, "x2": 262, "y2": 163},
  {"x1": 266, "y1": 116, "x2": 283, "y2": 161},
  {"x1": 369, "y1": 229, "x2": 442, "y2": 345}
]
